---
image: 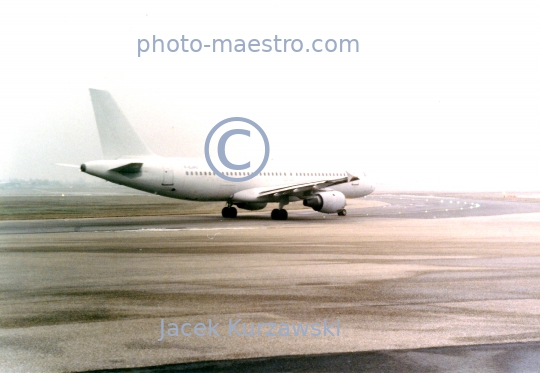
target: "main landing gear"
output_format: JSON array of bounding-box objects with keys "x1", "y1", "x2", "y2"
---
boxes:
[
  {"x1": 222, "y1": 206, "x2": 237, "y2": 218},
  {"x1": 271, "y1": 198, "x2": 289, "y2": 220},
  {"x1": 271, "y1": 209, "x2": 288, "y2": 220},
  {"x1": 222, "y1": 206, "x2": 344, "y2": 219}
]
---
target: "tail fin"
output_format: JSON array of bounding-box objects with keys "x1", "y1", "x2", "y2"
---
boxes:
[{"x1": 89, "y1": 89, "x2": 153, "y2": 159}]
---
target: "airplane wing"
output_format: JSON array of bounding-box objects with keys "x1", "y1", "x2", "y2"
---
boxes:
[{"x1": 233, "y1": 172, "x2": 359, "y2": 201}]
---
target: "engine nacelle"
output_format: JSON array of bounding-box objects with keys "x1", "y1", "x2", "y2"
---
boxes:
[
  {"x1": 303, "y1": 191, "x2": 346, "y2": 213},
  {"x1": 236, "y1": 202, "x2": 268, "y2": 211}
]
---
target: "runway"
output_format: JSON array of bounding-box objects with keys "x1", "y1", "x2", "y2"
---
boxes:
[
  {"x1": 1, "y1": 194, "x2": 540, "y2": 372},
  {"x1": 87, "y1": 342, "x2": 540, "y2": 373},
  {"x1": 2, "y1": 194, "x2": 540, "y2": 235}
]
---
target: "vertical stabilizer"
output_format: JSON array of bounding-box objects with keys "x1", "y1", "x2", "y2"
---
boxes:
[{"x1": 89, "y1": 89, "x2": 153, "y2": 159}]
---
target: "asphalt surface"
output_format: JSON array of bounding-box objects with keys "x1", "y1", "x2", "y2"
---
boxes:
[
  {"x1": 2, "y1": 194, "x2": 540, "y2": 373},
  {"x1": 2, "y1": 194, "x2": 540, "y2": 235},
  {"x1": 85, "y1": 342, "x2": 540, "y2": 373}
]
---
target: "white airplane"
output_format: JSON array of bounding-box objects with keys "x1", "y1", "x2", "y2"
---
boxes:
[{"x1": 80, "y1": 89, "x2": 375, "y2": 220}]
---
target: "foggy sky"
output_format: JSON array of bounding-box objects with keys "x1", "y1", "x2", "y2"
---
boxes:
[{"x1": 1, "y1": 1, "x2": 539, "y2": 191}]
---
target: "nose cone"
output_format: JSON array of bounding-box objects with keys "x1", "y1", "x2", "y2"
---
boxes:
[
  {"x1": 360, "y1": 172, "x2": 375, "y2": 195},
  {"x1": 354, "y1": 170, "x2": 375, "y2": 196},
  {"x1": 369, "y1": 180, "x2": 376, "y2": 193}
]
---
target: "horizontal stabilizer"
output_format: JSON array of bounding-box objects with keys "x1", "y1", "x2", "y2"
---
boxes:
[{"x1": 109, "y1": 162, "x2": 143, "y2": 174}]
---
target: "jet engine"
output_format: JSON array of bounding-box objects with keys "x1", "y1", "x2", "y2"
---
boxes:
[
  {"x1": 303, "y1": 191, "x2": 346, "y2": 213},
  {"x1": 236, "y1": 202, "x2": 268, "y2": 211}
]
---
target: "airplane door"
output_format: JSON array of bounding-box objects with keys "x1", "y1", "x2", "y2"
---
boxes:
[{"x1": 162, "y1": 164, "x2": 174, "y2": 185}]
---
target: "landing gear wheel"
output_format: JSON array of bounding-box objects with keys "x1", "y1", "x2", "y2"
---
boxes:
[
  {"x1": 222, "y1": 206, "x2": 238, "y2": 218},
  {"x1": 222, "y1": 207, "x2": 229, "y2": 218},
  {"x1": 271, "y1": 209, "x2": 288, "y2": 220},
  {"x1": 338, "y1": 209, "x2": 347, "y2": 216}
]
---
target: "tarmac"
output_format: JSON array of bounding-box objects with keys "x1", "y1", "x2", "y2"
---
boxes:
[{"x1": 1, "y1": 194, "x2": 540, "y2": 372}]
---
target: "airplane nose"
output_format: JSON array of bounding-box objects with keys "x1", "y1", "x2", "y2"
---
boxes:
[{"x1": 368, "y1": 179, "x2": 375, "y2": 193}]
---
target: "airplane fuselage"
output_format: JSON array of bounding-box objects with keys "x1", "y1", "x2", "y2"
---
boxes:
[{"x1": 82, "y1": 157, "x2": 374, "y2": 204}]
